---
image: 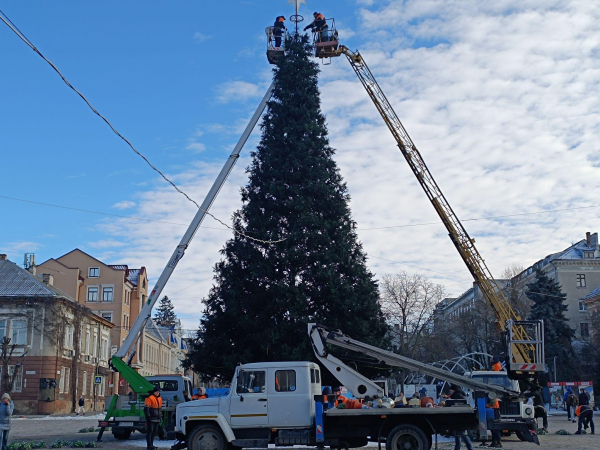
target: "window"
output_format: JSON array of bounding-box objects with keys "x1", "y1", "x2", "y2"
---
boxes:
[
  {"x1": 82, "y1": 371, "x2": 87, "y2": 396},
  {"x1": 579, "y1": 300, "x2": 588, "y2": 312},
  {"x1": 89, "y1": 373, "x2": 93, "y2": 396},
  {"x1": 101, "y1": 312, "x2": 113, "y2": 323},
  {"x1": 87, "y1": 286, "x2": 99, "y2": 302},
  {"x1": 64, "y1": 367, "x2": 70, "y2": 394},
  {"x1": 315, "y1": 369, "x2": 320, "y2": 384},
  {"x1": 237, "y1": 370, "x2": 266, "y2": 394},
  {"x1": 89, "y1": 267, "x2": 99, "y2": 278},
  {"x1": 577, "y1": 274, "x2": 586, "y2": 287},
  {"x1": 85, "y1": 330, "x2": 90, "y2": 354},
  {"x1": 11, "y1": 319, "x2": 27, "y2": 345},
  {"x1": 0, "y1": 320, "x2": 6, "y2": 339},
  {"x1": 153, "y1": 380, "x2": 178, "y2": 391},
  {"x1": 64, "y1": 325, "x2": 74, "y2": 349},
  {"x1": 92, "y1": 332, "x2": 98, "y2": 357},
  {"x1": 275, "y1": 370, "x2": 296, "y2": 392},
  {"x1": 581, "y1": 322, "x2": 590, "y2": 339},
  {"x1": 8, "y1": 366, "x2": 22, "y2": 393},
  {"x1": 584, "y1": 252, "x2": 594, "y2": 259},
  {"x1": 102, "y1": 287, "x2": 113, "y2": 302},
  {"x1": 143, "y1": 279, "x2": 146, "y2": 289},
  {"x1": 101, "y1": 338, "x2": 108, "y2": 360}
]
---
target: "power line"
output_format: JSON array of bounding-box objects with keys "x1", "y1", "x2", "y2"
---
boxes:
[
  {"x1": 0, "y1": 194, "x2": 226, "y2": 230},
  {"x1": 0, "y1": 9, "x2": 283, "y2": 246},
  {"x1": 358, "y1": 204, "x2": 600, "y2": 231}
]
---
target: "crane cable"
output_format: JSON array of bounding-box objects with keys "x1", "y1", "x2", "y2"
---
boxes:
[{"x1": 0, "y1": 9, "x2": 284, "y2": 245}]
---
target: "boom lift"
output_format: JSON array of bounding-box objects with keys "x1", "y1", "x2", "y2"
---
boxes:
[
  {"x1": 98, "y1": 83, "x2": 275, "y2": 440},
  {"x1": 309, "y1": 23, "x2": 546, "y2": 381}
]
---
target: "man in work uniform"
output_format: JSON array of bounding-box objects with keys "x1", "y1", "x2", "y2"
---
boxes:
[
  {"x1": 490, "y1": 356, "x2": 502, "y2": 372},
  {"x1": 486, "y1": 396, "x2": 502, "y2": 448},
  {"x1": 447, "y1": 385, "x2": 473, "y2": 450},
  {"x1": 524, "y1": 383, "x2": 548, "y2": 431},
  {"x1": 273, "y1": 16, "x2": 286, "y2": 48},
  {"x1": 574, "y1": 404, "x2": 595, "y2": 434},
  {"x1": 303, "y1": 12, "x2": 328, "y2": 41},
  {"x1": 144, "y1": 386, "x2": 163, "y2": 450}
]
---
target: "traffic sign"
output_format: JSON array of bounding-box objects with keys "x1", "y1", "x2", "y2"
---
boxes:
[{"x1": 94, "y1": 376, "x2": 103, "y2": 385}]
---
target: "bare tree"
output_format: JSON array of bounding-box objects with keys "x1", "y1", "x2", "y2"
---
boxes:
[
  {"x1": 0, "y1": 336, "x2": 27, "y2": 394},
  {"x1": 501, "y1": 264, "x2": 531, "y2": 318},
  {"x1": 380, "y1": 272, "x2": 445, "y2": 360}
]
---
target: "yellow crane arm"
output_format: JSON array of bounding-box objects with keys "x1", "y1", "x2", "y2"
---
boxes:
[{"x1": 338, "y1": 46, "x2": 536, "y2": 364}]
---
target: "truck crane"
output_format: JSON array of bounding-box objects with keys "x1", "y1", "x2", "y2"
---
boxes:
[
  {"x1": 309, "y1": 20, "x2": 546, "y2": 382},
  {"x1": 97, "y1": 83, "x2": 276, "y2": 441}
]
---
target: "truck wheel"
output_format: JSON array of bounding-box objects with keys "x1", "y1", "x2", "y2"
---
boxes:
[
  {"x1": 189, "y1": 424, "x2": 227, "y2": 450},
  {"x1": 114, "y1": 430, "x2": 132, "y2": 440},
  {"x1": 386, "y1": 424, "x2": 429, "y2": 450},
  {"x1": 515, "y1": 431, "x2": 527, "y2": 441}
]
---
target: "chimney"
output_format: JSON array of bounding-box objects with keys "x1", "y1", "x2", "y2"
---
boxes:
[
  {"x1": 42, "y1": 274, "x2": 54, "y2": 286},
  {"x1": 591, "y1": 232, "x2": 599, "y2": 249},
  {"x1": 586, "y1": 232, "x2": 591, "y2": 246},
  {"x1": 0, "y1": 254, "x2": 6, "y2": 261}
]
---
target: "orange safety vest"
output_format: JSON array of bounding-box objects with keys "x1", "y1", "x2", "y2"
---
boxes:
[
  {"x1": 575, "y1": 405, "x2": 588, "y2": 416},
  {"x1": 278, "y1": 17, "x2": 285, "y2": 23},
  {"x1": 145, "y1": 395, "x2": 163, "y2": 409},
  {"x1": 315, "y1": 13, "x2": 324, "y2": 20},
  {"x1": 335, "y1": 395, "x2": 348, "y2": 407},
  {"x1": 492, "y1": 362, "x2": 501, "y2": 371},
  {"x1": 489, "y1": 398, "x2": 500, "y2": 409}
]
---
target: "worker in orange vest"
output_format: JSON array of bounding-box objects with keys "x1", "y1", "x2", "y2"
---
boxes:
[
  {"x1": 273, "y1": 16, "x2": 286, "y2": 48},
  {"x1": 144, "y1": 386, "x2": 163, "y2": 450},
  {"x1": 333, "y1": 386, "x2": 348, "y2": 407},
  {"x1": 304, "y1": 12, "x2": 329, "y2": 41},
  {"x1": 491, "y1": 356, "x2": 502, "y2": 372}
]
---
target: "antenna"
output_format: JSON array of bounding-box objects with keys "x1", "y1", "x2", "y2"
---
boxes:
[
  {"x1": 287, "y1": 0, "x2": 306, "y2": 32},
  {"x1": 24, "y1": 253, "x2": 35, "y2": 269}
]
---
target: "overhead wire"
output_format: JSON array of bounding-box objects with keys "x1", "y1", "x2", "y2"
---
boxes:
[{"x1": 0, "y1": 9, "x2": 283, "y2": 246}]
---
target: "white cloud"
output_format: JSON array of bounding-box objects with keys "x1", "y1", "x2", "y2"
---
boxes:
[
  {"x1": 87, "y1": 240, "x2": 127, "y2": 249},
  {"x1": 112, "y1": 201, "x2": 136, "y2": 210},
  {"x1": 193, "y1": 32, "x2": 212, "y2": 43},
  {"x1": 95, "y1": 0, "x2": 600, "y2": 324},
  {"x1": 215, "y1": 81, "x2": 262, "y2": 103},
  {"x1": 186, "y1": 142, "x2": 206, "y2": 153},
  {"x1": 1, "y1": 241, "x2": 44, "y2": 263}
]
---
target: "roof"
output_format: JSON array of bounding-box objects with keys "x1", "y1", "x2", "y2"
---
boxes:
[
  {"x1": 0, "y1": 259, "x2": 74, "y2": 299},
  {"x1": 586, "y1": 285, "x2": 600, "y2": 300},
  {"x1": 127, "y1": 268, "x2": 141, "y2": 286}
]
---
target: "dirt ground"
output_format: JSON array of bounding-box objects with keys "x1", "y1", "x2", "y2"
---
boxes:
[{"x1": 8, "y1": 411, "x2": 598, "y2": 449}]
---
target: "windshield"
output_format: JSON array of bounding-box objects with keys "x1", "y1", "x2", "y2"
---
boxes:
[{"x1": 472, "y1": 375, "x2": 513, "y2": 389}]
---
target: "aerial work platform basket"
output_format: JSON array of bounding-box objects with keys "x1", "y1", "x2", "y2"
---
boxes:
[
  {"x1": 311, "y1": 18, "x2": 340, "y2": 61},
  {"x1": 266, "y1": 26, "x2": 288, "y2": 65}
]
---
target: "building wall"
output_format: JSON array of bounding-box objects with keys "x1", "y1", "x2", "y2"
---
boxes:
[
  {"x1": 36, "y1": 260, "x2": 81, "y2": 303},
  {"x1": 0, "y1": 297, "x2": 112, "y2": 414}
]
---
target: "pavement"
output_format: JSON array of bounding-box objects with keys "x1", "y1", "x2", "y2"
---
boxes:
[{"x1": 7, "y1": 410, "x2": 598, "y2": 449}]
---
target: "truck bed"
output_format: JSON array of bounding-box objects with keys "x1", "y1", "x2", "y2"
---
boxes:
[{"x1": 324, "y1": 405, "x2": 474, "y2": 416}]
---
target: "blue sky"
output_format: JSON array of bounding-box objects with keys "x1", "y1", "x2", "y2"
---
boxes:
[{"x1": 2, "y1": 0, "x2": 600, "y2": 331}]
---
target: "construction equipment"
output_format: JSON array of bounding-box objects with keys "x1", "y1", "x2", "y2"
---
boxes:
[
  {"x1": 266, "y1": 25, "x2": 288, "y2": 64},
  {"x1": 309, "y1": 23, "x2": 546, "y2": 380},
  {"x1": 97, "y1": 83, "x2": 275, "y2": 441}
]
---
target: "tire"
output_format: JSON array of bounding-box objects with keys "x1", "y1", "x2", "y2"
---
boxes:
[
  {"x1": 386, "y1": 424, "x2": 429, "y2": 450},
  {"x1": 515, "y1": 431, "x2": 527, "y2": 441},
  {"x1": 113, "y1": 430, "x2": 132, "y2": 440},
  {"x1": 189, "y1": 424, "x2": 228, "y2": 450}
]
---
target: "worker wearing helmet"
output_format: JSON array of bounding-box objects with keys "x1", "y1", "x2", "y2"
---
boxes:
[
  {"x1": 144, "y1": 386, "x2": 163, "y2": 450},
  {"x1": 303, "y1": 12, "x2": 329, "y2": 41},
  {"x1": 491, "y1": 356, "x2": 502, "y2": 372},
  {"x1": 273, "y1": 16, "x2": 286, "y2": 48}
]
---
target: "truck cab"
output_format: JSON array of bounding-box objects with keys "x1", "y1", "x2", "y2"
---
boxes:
[{"x1": 176, "y1": 361, "x2": 322, "y2": 448}]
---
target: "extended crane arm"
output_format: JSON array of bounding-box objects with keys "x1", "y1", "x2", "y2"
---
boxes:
[
  {"x1": 333, "y1": 45, "x2": 545, "y2": 375},
  {"x1": 114, "y1": 82, "x2": 274, "y2": 365},
  {"x1": 308, "y1": 323, "x2": 520, "y2": 399}
]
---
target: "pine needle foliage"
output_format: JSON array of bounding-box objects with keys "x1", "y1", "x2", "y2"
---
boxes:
[
  {"x1": 185, "y1": 34, "x2": 388, "y2": 379},
  {"x1": 155, "y1": 295, "x2": 177, "y2": 328},
  {"x1": 526, "y1": 269, "x2": 577, "y2": 380}
]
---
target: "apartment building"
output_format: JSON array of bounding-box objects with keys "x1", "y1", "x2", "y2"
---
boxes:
[
  {"x1": 510, "y1": 231, "x2": 600, "y2": 340},
  {"x1": 0, "y1": 256, "x2": 113, "y2": 414},
  {"x1": 37, "y1": 249, "x2": 188, "y2": 394}
]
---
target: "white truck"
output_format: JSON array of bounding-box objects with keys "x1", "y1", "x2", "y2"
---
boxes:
[{"x1": 170, "y1": 325, "x2": 539, "y2": 450}]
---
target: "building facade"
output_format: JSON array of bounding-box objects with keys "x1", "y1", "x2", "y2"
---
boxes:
[
  {"x1": 37, "y1": 249, "x2": 188, "y2": 394},
  {"x1": 0, "y1": 256, "x2": 113, "y2": 414},
  {"x1": 510, "y1": 232, "x2": 600, "y2": 340}
]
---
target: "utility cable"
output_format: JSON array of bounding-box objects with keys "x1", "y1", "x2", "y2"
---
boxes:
[
  {"x1": 0, "y1": 9, "x2": 283, "y2": 245},
  {"x1": 358, "y1": 204, "x2": 600, "y2": 231}
]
